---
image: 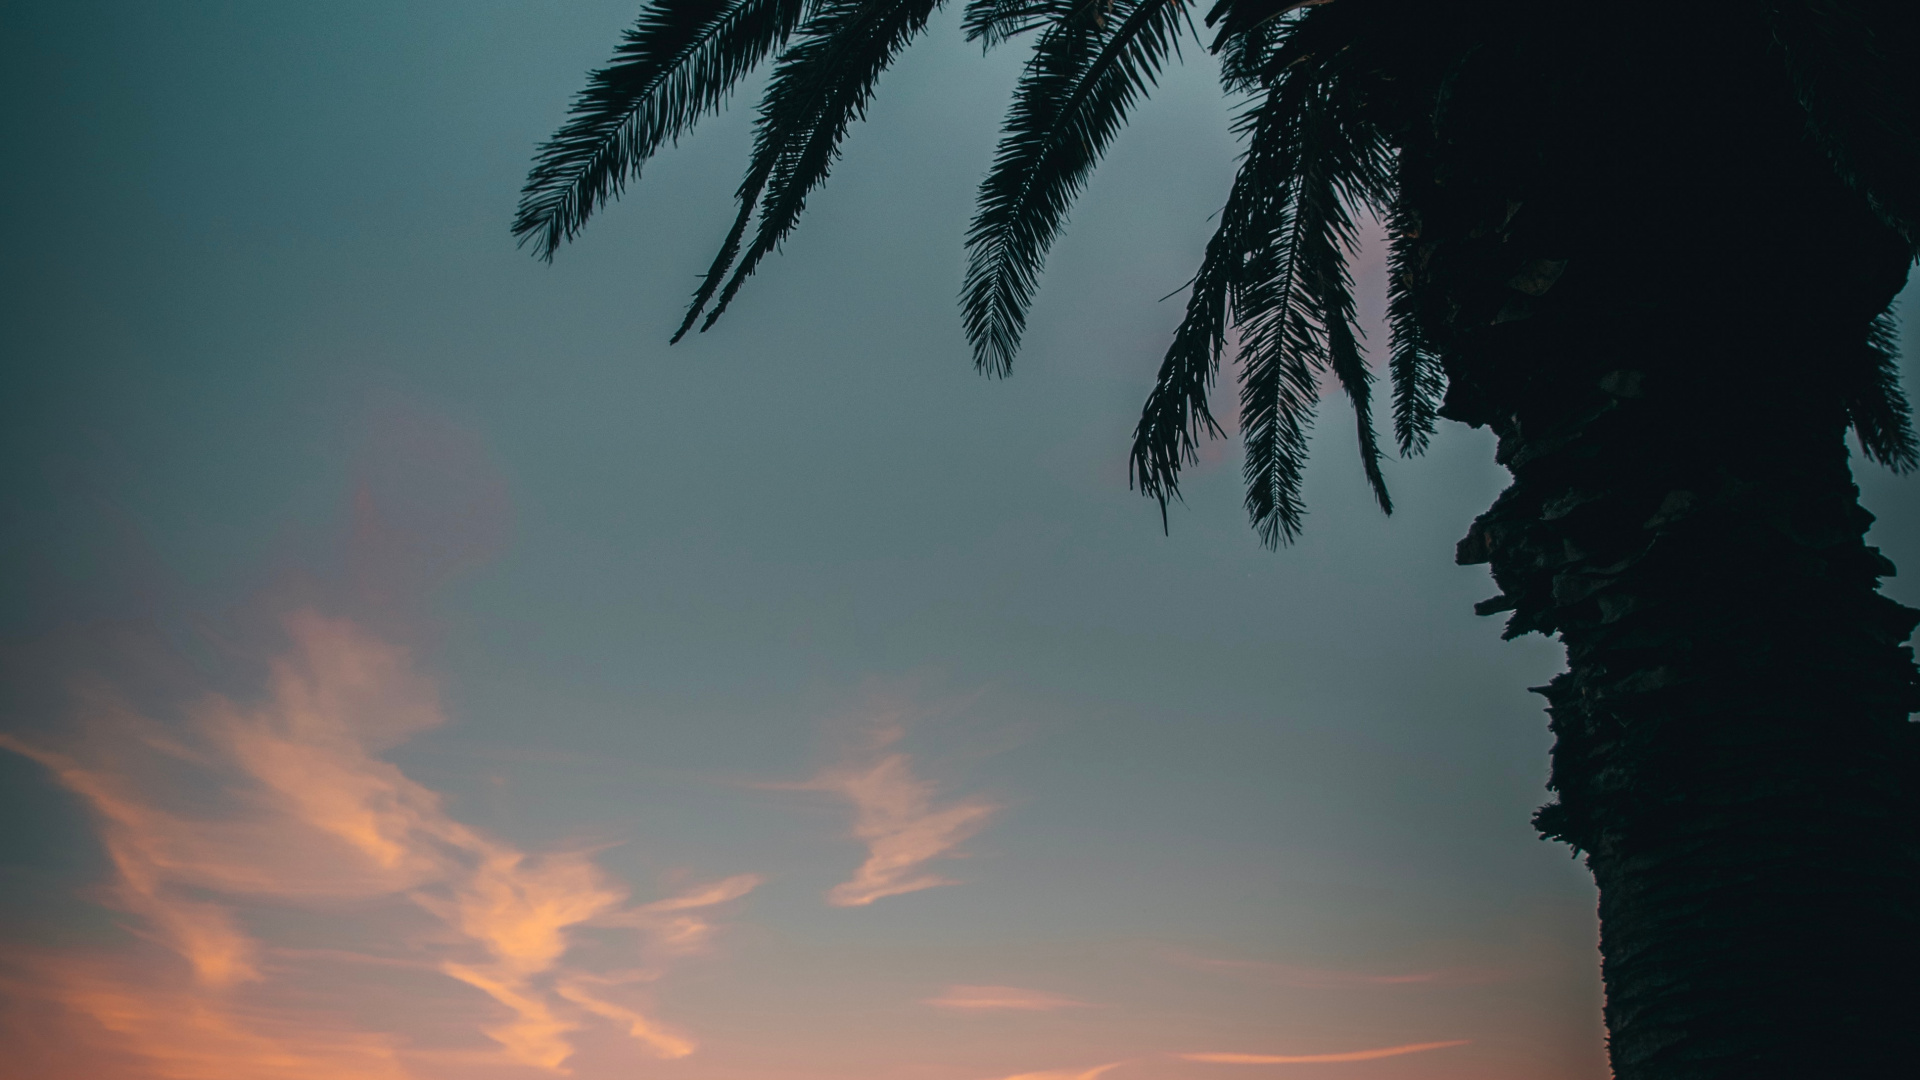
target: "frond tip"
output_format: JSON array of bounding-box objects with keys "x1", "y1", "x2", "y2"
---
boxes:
[
  {"x1": 513, "y1": 0, "x2": 812, "y2": 260},
  {"x1": 675, "y1": 0, "x2": 946, "y2": 341},
  {"x1": 962, "y1": 0, "x2": 1194, "y2": 376},
  {"x1": 1385, "y1": 200, "x2": 1444, "y2": 457}
]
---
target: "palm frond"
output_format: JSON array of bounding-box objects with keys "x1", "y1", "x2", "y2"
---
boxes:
[
  {"x1": 1203, "y1": 0, "x2": 1319, "y2": 44},
  {"x1": 1386, "y1": 199, "x2": 1443, "y2": 456},
  {"x1": 1128, "y1": 93, "x2": 1273, "y2": 521},
  {"x1": 673, "y1": 155, "x2": 777, "y2": 341},
  {"x1": 1212, "y1": 0, "x2": 1354, "y2": 88},
  {"x1": 514, "y1": 0, "x2": 814, "y2": 259},
  {"x1": 961, "y1": 0, "x2": 1071, "y2": 50},
  {"x1": 1129, "y1": 73, "x2": 1305, "y2": 538},
  {"x1": 1846, "y1": 311, "x2": 1919, "y2": 471},
  {"x1": 962, "y1": 0, "x2": 1194, "y2": 375},
  {"x1": 1321, "y1": 244, "x2": 1391, "y2": 513},
  {"x1": 1233, "y1": 87, "x2": 1340, "y2": 546},
  {"x1": 680, "y1": 0, "x2": 947, "y2": 337},
  {"x1": 1133, "y1": 3, "x2": 1395, "y2": 545},
  {"x1": 1306, "y1": 112, "x2": 1394, "y2": 511}
]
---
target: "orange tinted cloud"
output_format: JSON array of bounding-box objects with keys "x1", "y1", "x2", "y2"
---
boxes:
[
  {"x1": 555, "y1": 978, "x2": 695, "y2": 1059},
  {"x1": 1180, "y1": 1040, "x2": 1471, "y2": 1064},
  {"x1": 609, "y1": 873, "x2": 767, "y2": 957},
  {"x1": 550, "y1": 875, "x2": 764, "y2": 1062},
  {"x1": 794, "y1": 728, "x2": 997, "y2": 907},
  {"x1": 0, "y1": 735, "x2": 264, "y2": 989},
  {"x1": 926, "y1": 985, "x2": 1093, "y2": 1011},
  {"x1": 437, "y1": 850, "x2": 626, "y2": 979},
  {"x1": 441, "y1": 963, "x2": 579, "y2": 1071},
  {"x1": 0, "y1": 611, "x2": 758, "y2": 1078}
]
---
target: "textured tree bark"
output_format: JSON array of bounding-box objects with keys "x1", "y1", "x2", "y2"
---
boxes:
[{"x1": 1398, "y1": 7, "x2": 1920, "y2": 1076}]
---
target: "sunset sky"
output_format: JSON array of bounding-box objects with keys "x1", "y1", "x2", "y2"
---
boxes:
[{"x1": 3, "y1": 4, "x2": 1916, "y2": 1080}]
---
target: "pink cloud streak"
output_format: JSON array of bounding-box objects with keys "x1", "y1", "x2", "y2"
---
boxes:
[
  {"x1": 988, "y1": 1063, "x2": 1126, "y2": 1080},
  {"x1": 1160, "y1": 949, "x2": 1509, "y2": 988},
  {"x1": 1181, "y1": 1040, "x2": 1471, "y2": 1064},
  {"x1": 925, "y1": 986, "x2": 1093, "y2": 1011}
]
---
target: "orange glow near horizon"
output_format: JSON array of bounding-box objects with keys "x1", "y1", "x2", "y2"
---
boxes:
[
  {"x1": 0, "y1": 612, "x2": 757, "y2": 1079},
  {"x1": 0, "y1": 610, "x2": 1583, "y2": 1080}
]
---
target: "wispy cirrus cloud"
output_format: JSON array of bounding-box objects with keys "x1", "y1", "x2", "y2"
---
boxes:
[
  {"x1": 0, "y1": 735, "x2": 264, "y2": 989},
  {"x1": 1180, "y1": 1040, "x2": 1471, "y2": 1064},
  {"x1": 0, "y1": 611, "x2": 758, "y2": 1078},
  {"x1": 925, "y1": 985, "x2": 1093, "y2": 1011},
  {"x1": 603, "y1": 872, "x2": 764, "y2": 959},
  {"x1": 555, "y1": 976, "x2": 695, "y2": 1060},
  {"x1": 786, "y1": 725, "x2": 997, "y2": 907}
]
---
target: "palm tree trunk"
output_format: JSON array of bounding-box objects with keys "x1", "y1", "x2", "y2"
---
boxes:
[{"x1": 1402, "y1": 10, "x2": 1920, "y2": 1076}]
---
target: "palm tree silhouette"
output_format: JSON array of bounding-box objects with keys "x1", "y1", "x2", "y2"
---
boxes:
[{"x1": 515, "y1": 1, "x2": 1920, "y2": 1074}]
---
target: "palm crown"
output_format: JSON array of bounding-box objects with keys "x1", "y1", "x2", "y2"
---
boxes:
[
  {"x1": 514, "y1": 0, "x2": 1917, "y2": 548},
  {"x1": 517, "y1": 5, "x2": 1920, "y2": 1072}
]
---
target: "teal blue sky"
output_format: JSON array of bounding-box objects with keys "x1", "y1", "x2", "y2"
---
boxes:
[{"x1": 2, "y1": 4, "x2": 1914, "y2": 1080}]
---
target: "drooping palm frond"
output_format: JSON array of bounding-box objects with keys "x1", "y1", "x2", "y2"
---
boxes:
[
  {"x1": 1845, "y1": 311, "x2": 1919, "y2": 471},
  {"x1": 961, "y1": 0, "x2": 1195, "y2": 375},
  {"x1": 674, "y1": 153, "x2": 779, "y2": 342},
  {"x1": 676, "y1": 0, "x2": 947, "y2": 340},
  {"x1": 514, "y1": 0, "x2": 816, "y2": 259},
  {"x1": 1236, "y1": 83, "x2": 1393, "y2": 543},
  {"x1": 1127, "y1": 88, "x2": 1275, "y2": 525},
  {"x1": 1307, "y1": 90, "x2": 1396, "y2": 509},
  {"x1": 1228, "y1": 89, "x2": 1328, "y2": 546},
  {"x1": 1318, "y1": 201, "x2": 1392, "y2": 513},
  {"x1": 1131, "y1": 3, "x2": 1395, "y2": 545},
  {"x1": 1386, "y1": 199, "x2": 1444, "y2": 456}
]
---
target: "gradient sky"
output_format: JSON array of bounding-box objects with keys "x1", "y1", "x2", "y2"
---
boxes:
[{"x1": 3, "y1": 4, "x2": 1916, "y2": 1080}]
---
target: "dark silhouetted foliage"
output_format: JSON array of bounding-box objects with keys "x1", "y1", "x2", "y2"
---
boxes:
[{"x1": 520, "y1": 2, "x2": 1920, "y2": 1075}]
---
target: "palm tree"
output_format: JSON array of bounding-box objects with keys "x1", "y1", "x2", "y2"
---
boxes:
[{"x1": 514, "y1": 1, "x2": 1920, "y2": 1075}]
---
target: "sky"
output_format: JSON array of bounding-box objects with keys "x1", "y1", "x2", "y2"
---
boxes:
[{"x1": 2, "y1": 3, "x2": 1916, "y2": 1080}]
